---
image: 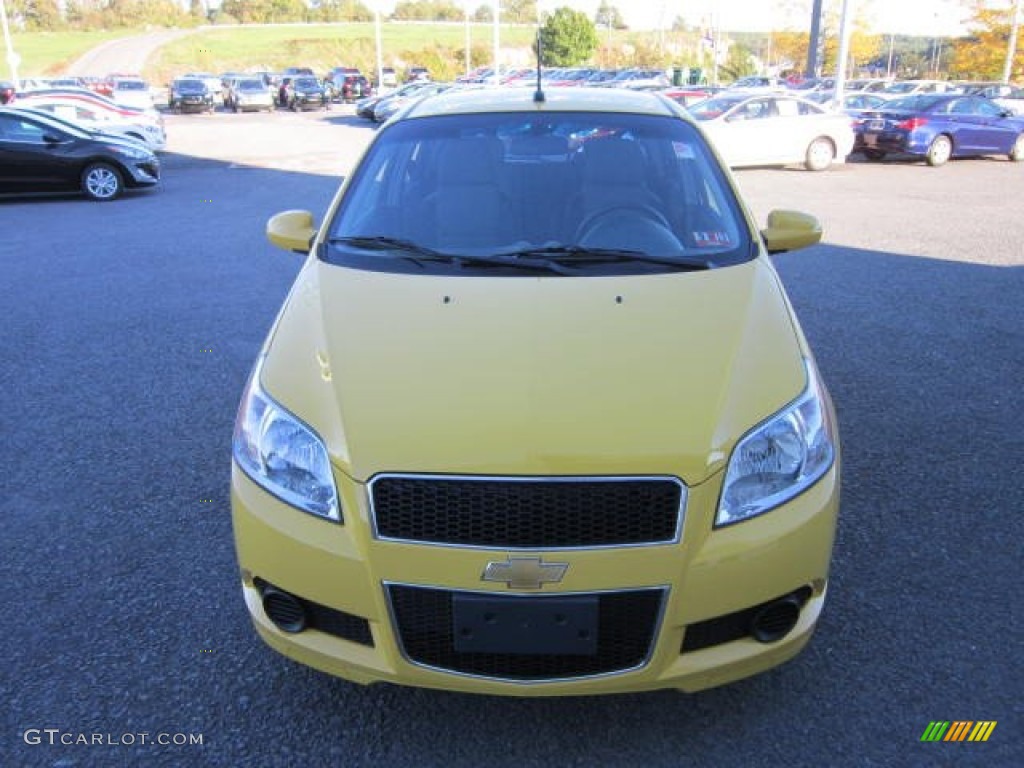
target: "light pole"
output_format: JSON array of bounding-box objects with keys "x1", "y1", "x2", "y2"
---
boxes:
[
  {"x1": 492, "y1": 0, "x2": 500, "y2": 86},
  {"x1": 464, "y1": 1, "x2": 471, "y2": 77},
  {"x1": 1, "y1": 0, "x2": 21, "y2": 90},
  {"x1": 833, "y1": 0, "x2": 854, "y2": 106},
  {"x1": 374, "y1": 8, "x2": 383, "y2": 94},
  {"x1": 1003, "y1": 0, "x2": 1022, "y2": 84}
]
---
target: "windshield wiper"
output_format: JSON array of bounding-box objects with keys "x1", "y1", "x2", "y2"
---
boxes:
[
  {"x1": 327, "y1": 236, "x2": 579, "y2": 274},
  {"x1": 496, "y1": 245, "x2": 713, "y2": 271}
]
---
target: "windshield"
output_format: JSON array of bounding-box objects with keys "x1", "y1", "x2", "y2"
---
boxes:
[
  {"x1": 294, "y1": 78, "x2": 319, "y2": 88},
  {"x1": 238, "y1": 80, "x2": 264, "y2": 91},
  {"x1": 176, "y1": 80, "x2": 205, "y2": 92},
  {"x1": 324, "y1": 111, "x2": 751, "y2": 276},
  {"x1": 116, "y1": 81, "x2": 147, "y2": 91}
]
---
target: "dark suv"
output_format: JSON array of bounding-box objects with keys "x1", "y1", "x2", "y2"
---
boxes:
[
  {"x1": 285, "y1": 77, "x2": 329, "y2": 111},
  {"x1": 168, "y1": 79, "x2": 215, "y2": 113}
]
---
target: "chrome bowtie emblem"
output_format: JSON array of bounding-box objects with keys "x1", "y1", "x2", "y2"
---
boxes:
[{"x1": 481, "y1": 557, "x2": 569, "y2": 590}]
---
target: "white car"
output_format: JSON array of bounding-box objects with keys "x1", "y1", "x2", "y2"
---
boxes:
[
  {"x1": 878, "y1": 79, "x2": 962, "y2": 99},
  {"x1": 110, "y1": 78, "x2": 154, "y2": 110},
  {"x1": 13, "y1": 95, "x2": 166, "y2": 151},
  {"x1": 689, "y1": 93, "x2": 855, "y2": 171}
]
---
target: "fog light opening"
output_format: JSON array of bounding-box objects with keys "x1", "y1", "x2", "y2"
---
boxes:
[
  {"x1": 261, "y1": 586, "x2": 308, "y2": 633},
  {"x1": 749, "y1": 594, "x2": 802, "y2": 643}
]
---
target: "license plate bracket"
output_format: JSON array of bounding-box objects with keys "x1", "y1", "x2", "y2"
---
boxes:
[{"x1": 452, "y1": 594, "x2": 598, "y2": 655}]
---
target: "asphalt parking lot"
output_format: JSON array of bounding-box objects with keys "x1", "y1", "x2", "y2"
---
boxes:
[{"x1": 2, "y1": 106, "x2": 1021, "y2": 767}]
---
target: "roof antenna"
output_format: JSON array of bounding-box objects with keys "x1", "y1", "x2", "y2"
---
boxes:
[{"x1": 534, "y1": 28, "x2": 545, "y2": 103}]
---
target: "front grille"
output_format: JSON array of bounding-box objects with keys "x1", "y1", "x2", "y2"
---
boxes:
[
  {"x1": 387, "y1": 584, "x2": 664, "y2": 681},
  {"x1": 370, "y1": 475, "x2": 684, "y2": 548}
]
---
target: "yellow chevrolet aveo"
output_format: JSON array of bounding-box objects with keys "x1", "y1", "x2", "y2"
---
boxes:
[{"x1": 232, "y1": 87, "x2": 839, "y2": 695}]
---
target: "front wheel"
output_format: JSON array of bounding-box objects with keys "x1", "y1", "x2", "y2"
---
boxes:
[
  {"x1": 81, "y1": 162, "x2": 124, "y2": 201},
  {"x1": 804, "y1": 137, "x2": 835, "y2": 171},
  {"x1": 1009, "y1": 133, "x2": 1024, "y2": 162},
  {"x1": 926, "y1": 135, "x2": 953, "y2": 166}
]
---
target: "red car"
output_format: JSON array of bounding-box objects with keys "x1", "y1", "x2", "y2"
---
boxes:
[{"x1": 0, "y1": 81, "x2": 15, "y2": 105}]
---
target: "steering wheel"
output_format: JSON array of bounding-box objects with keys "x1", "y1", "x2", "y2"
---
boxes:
[
  {"x1": 575, "y1": 205, "x2": 671, "y2": 243},
  {"x1": 574, "y1": 205, "x2": 683, "y2": 254}
]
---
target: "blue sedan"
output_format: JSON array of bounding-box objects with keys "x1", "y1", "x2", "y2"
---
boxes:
[{"x1": 855, "y1": 94, "x2": 1024, "y2": 166}]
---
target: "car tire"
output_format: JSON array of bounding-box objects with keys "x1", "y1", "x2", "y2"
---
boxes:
[
  {"x1": 804, "y1": 137, "x2": 835, "y2": 171},
  {"x1": 81, "y1": 162, "x2": 124, "y2": 202},
  {"x1": 1010, "y1": 133, "x2": 1024, "y2": 162},
  {"x1": 864, "y1": 148, "x2": 886, "y2": 161},
  {"x1": 926, "y1": 135, "x2": 952, "y2": 167}
]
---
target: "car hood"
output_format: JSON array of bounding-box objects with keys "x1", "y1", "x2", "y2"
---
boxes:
[{"x1": 260, "y1": 259, "x2": 807, "y2": 485}]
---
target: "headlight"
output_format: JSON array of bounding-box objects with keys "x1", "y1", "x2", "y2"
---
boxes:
[
  {"x1": 232, "y1": 357, "x2": 341, "y2": 522},
  {"x1": 108, "y1": 144, "x2": 151, "y2": 160},
  {"x1": 716, "y1": 359, "x2": 835, "y2": 527}
]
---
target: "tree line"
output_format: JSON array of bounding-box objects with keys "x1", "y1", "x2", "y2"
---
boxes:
[{"x1": 6, "y1": 0, "x2": 1021, "y2": 83}]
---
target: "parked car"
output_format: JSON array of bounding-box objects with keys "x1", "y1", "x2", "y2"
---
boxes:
[
  {"x1": 5, "y1": 105, "x2": 148, "y2": 149},
  {"x1": 689, "y1": 93, "x2": 855, "y2": 171},
  {"x1": 659, "y1": 86, "x2": 714, "y2": 108},
  {"x1": 169, "y1": 78, "x2": 215, "y2": 114},
  {"x1": 593, "y1": 68, "x2": 670, "y2": 89},
  {"x1": 234, "y1": 86, "x2": 839, "y2": 696},
  {"x1": 405, "y1": 66, "x2": 431, "y2": 82},
  {"x1": 727, "y1": 75, "x2": 789, "y2": 92},
  {"x1": 960, "y1": 82, "x2": 1024, "y2": 115},
  {"x1": 225, "y1": 78, "x2": 274, "y2": 113},
  {"x1": 22, "y1": 86, "x2": 162, "y2": 122},
  {"x1": 854, "y1": 93, "x2": 1024, "y2": 166},
  {"x1": 380, "y1": 67, "x2": 397, "y2": 87},
  {"x1": 845, "y1": 78, "x2": 894, "y2": 94},
  {"x1": 878, "y1": 79, "x2": 962, "y2": 98},
  {"x1": 1, "y1": 80, "x2": 15, "y2": 105},
  {"x1": 806, "y1": 90, "x2": 888, "y2": 117},
  {"x1": 354, "y1": 80, "x2": 431, "y2": 120},
  {"x1": 285, "y1": 76, "x2": 330, "y2": 111},
  {"x1": 0, "y1": 107, "x2": 160, "y2": 200},
  {"x1": 325, "y1": 66, "x2": 361, "y2": 92},
  {"x1": 371, "y1": 81, "x2": 450, "y2": 122},
  {"x1": 10, "y1": 96, "x2": 166, "y2": 151},
  {"x1": 330, "y1": 74, "x2": 372, "y2": 103},
  {"x1": 183, "y1": 71, "x2": 226, "y2": 100},
  {"x1": 110, "y1": 77, "x2": 154, "y2": 110}
]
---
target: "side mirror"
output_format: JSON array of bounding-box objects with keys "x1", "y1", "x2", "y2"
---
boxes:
[
  {"x1": 761, "y1": 209, "x2": 822, "y2": 254},
  {"x1": 267, "y1": 210, "x2": 316, "y2": 254}
]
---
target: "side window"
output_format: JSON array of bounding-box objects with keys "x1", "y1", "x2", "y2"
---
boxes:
[
  {"x1": 948, "y1": 99, "x2": 976, "y2": 115},
  {"x1": 974, "y1": 99, "x2": 1002, "y2": 117},
  {"x1": 6, "y1": 118, "x2": 49, "y2": 143}
]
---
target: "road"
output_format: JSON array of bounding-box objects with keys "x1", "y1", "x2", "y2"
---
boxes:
[
  {"x1": 1, "y1": 109, "x2": 1021, "y2": 767},
  {"x1": 65, "y1": 29, "x2": 197, "y2": 77}
]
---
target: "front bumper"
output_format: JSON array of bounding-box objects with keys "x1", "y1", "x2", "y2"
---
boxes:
[{"x1": 232, "y1": 464, "x2": 838, "y2": 695}]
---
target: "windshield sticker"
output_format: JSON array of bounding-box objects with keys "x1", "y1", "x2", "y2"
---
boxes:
[
  {"x1": 672, "y1": 141, "x2": 696, "y2": 159},
  {"x1": 693, "y1": 231, "x2": 732, "y2": 247}
]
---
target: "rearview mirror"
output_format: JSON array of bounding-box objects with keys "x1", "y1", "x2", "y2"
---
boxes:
[
  {"x1": 267, "y1": 210, "x2": 316, "y2": 254},
  {"x1": 761, "y1": 209, "x2": 822, "y2": 254}
]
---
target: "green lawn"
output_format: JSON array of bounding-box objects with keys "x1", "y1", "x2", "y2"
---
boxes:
[
  {"x1": 149, "y1": 22, "x2": 541, "y2": 83},
  {"x1": 7, "y1": 28, "x2": 144, "y2": 77}
]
